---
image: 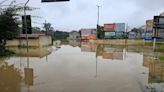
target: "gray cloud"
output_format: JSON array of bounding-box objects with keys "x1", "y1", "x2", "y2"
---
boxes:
[
  {"x1": 134, "y1": 0, "x2": 164, "y2": 11},
  {"x1": 4, "y1": 0, "x2": 164, "y2": 31}
]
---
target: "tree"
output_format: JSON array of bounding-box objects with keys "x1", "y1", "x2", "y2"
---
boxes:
[
  {"x1": 131, "y1": 27, "x2": 144, "y2": 34},
  {"x1": 0, "y1": 6, "x2": 20, "y2": 47},
  {"x1": 0, "y1": 4, "x2": 25, "y2": 55},
  {"x1": 32, "y1": 27, "x2": 41, "y2": 33},
  {"x1": 43, "y1": 22, "x2": 52, "y2": 34},
  {"x1": 131, "y1": 28, "x2": 139, "y2": 33},
  {"x1": 53, "y1": 31, "x2": 69, "y2": 40},
  {"x1": 97, "y1": 25, "x2": 104, "y2": 39},
  {"x1": 0, "y1": 1, "x2": 36, "y2": 47},
  {"x1": 131, "y1": 27, "x2": 145, "y2": 39}
]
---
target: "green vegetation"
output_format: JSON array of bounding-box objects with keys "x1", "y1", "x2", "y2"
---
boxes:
[
  {"x1": 43, "y1": 23, "x2": 52, "y2": 33},
  {"x1": 0, "y1": 6, "x2": 20, "y2": 46},
  {"x1": 0, "y1": 2, "x2": 25, "y2": 56},
  {"x1": 0, "y1": 6, "x2": 20, "y2": 56},
  {"x1": 53, "y1": 31, "x2": 69, "y2": 40},
  {"x1": 131, "y1": 27, "x2": 144, "y2": 34},
  {"x1": 32, "y1": 27, "x2": 41, "y2": 33},
  {"x1": 97, "y1": 25, "x2": 104, "y2": 39}
]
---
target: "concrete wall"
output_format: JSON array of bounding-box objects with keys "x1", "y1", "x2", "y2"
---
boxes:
[
  {"x1": 6, "y1": 35, "x2": 52, "y2": 47},
  {"x1": 39, "y1": 35, "x2": 52, "y2": 46},
  {"x1": 94, "y1": 39, "x2": 145, "y2": 45}
]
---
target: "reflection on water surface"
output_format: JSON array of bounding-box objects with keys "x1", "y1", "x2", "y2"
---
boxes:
[{"x1": 0, "y1": 42, "x2": 164, "y2": 92}]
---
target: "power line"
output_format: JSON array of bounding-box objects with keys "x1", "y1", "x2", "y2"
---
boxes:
[{"x1": 0, "y1": 0, "x2": 10, "y2": 5}]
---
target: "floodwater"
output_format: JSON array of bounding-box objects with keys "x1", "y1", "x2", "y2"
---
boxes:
[{"x1": 0, "y1": 41, "x2": 164, "y2": 92}]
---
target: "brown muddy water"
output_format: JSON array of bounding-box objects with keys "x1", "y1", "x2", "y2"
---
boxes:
[{"x1": 0, "y1": 41, "x2": 164, "y2": 92}]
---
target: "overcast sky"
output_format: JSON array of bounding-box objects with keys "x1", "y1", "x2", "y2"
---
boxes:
[{"x1": 3, "y1": 0, "x2": 164, "y2": 31}]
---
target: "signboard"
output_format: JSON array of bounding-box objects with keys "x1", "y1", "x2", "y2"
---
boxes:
[
  {"x1": 153, "y1": 16, "x2": 164, "y2": 29},
  {"x1": 42, "y1": 0, "x2": 69, "y2": 2},
  {"x1": 115, "y1": 23, "x2": 126, "y2": 32},
  {"x1": 104, "y1": 24, "x2": 115, "y2": 31},
  {"x1": 22, "y1": 15, "x2": 32, "y2": 34},
  {"x1": 146, "y1": 20, "x2": 153, "y2": 31}
]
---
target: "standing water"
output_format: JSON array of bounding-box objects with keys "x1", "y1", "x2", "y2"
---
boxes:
[{"x1": 0, "y1": 41, "x2": 164, "y2": 92}]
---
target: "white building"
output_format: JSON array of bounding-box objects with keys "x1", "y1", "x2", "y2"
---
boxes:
[{"x1": 68, "y1": 31, "x2": 80, "y2": 40}]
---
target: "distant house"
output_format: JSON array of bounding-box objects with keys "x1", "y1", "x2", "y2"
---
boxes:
[
  {"x1": 128, "y1": 32, "x2": 136, "y2": 39},
  {"x1": 103, "y1": 23, "x2": 127, "y2": 39},
  {"x1": 80, "y1": 28, "x2": 97, "y2": 40},
  {"x1": 68, "y1": 31, "x2": 80, "y2": 40}
]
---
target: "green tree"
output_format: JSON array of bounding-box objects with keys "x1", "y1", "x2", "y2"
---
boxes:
[
  {"x1": 97, "y1": 25, "x2": 104, "y2": 39},
  {"x1": 43, "y1": 22, "x2": 52, "y2": 34},
  {"x1": 131, "y1": 28, "x2": 139, "y2": 33},
  {"x1": 131, "y1": 27, "x2": 144, "y2": 34},
  {"x1": 0, "y1": 1, "x2": 35, "y2": 47},
  {"x1": 32, "y1": 27, "x2": 41, "y2": 33},
  {"x1": 0, "y1": 6, "x2": 19, "y2": 48},
  {"x1": 54, "y1": 31, "x2": 69, "y2": 40},
  {"x1": 0, "y1": 4, "x2": 26, "y2": 55}
]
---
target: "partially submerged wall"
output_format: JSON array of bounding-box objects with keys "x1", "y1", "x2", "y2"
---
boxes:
[
  {"x1": 6, "y1": 35, "x2": 52, "y2": 47},
  {"x1": 94, "y1": 39, "x2": 145, "y2": 45}
]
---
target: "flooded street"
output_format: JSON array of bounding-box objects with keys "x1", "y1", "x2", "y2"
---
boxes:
[
  {"x1": 0, "y1": 42, "x2": 164, "y2": 92},
  {"x1": 1, "y1": 0, "x2": 164, "y2": 92}
]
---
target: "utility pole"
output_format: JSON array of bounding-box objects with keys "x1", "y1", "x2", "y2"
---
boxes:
[
  {"x1": 97, "y1": 5, "x2": 100, "y2": 25},
  {"x1": 24, "y1": 0, "x2": 30, "y2": 70},
  {"x1": 96, "y1": 5, "x2": 101, "y2": 39},
  {"x1": 24, "y1": 0, "x2": 30, "y2": 52}
]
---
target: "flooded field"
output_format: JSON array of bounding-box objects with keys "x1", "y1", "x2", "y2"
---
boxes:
[{"x1": 0, "y1": 41, "x2": 164, "y2": 92}]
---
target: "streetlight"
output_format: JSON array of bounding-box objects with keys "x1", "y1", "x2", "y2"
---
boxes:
[
  {"x1": 96, "y1": 5, "x2": 101, "y2": 39},
  {"x1": 97, "y1": 5, "x2": 100, "y2": 26}
]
